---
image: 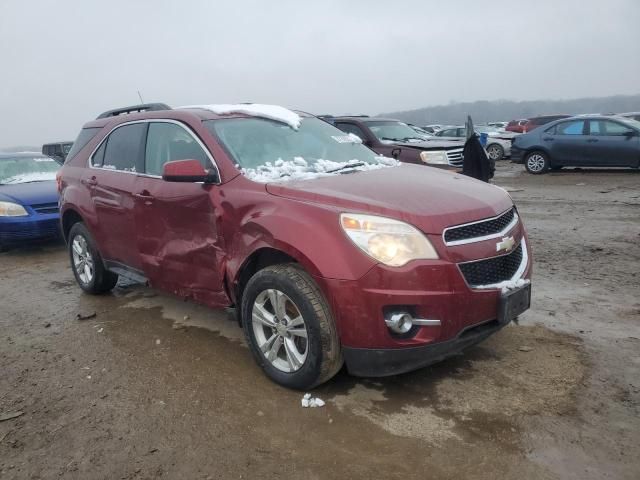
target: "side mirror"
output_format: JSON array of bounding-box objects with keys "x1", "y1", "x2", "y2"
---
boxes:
[
  {"x1": 624, "y1": 130, "x2": 637, "y2": 138},
  {"x1": 162, "y1": 159, "x2": 219, "y2": 184}
]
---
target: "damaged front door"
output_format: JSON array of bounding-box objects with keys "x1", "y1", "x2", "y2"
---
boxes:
[{"x1": 133, "y1": 120, "x2": 228, "y2": 307}]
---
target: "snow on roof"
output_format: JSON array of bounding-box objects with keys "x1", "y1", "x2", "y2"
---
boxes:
[{"x1": 179, "y1": 103, "x2": 302, "y2": 130}]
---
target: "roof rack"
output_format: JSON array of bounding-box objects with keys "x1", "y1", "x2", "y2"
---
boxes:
[{"x1": 96, "y1": 103, "x2": 171, "y2": 120}]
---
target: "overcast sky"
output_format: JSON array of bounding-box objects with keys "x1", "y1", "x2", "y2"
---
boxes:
[{"x1": 1, "y1": 0, "x2": 639, "y2": 148}]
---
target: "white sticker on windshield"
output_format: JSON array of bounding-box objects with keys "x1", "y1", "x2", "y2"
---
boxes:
[{"x1": 331, "y1": 133, "x2": 362, "y2": 144}]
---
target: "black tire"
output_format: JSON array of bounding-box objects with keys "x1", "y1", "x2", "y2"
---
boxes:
[
  {"x1": 486, "y1": 143, "x2": 505, "y2": 161},
  {"x1": 241, "y1": 263, "x2": 343, "y2": 390},
  {"x1": 524, "y1": 151, "x2": 550, "y2": 174},
  {"x1": 68, "y1": 222, "x2": 118, "y2": 294}
]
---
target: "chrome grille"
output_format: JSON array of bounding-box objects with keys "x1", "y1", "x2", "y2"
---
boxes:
[{"x1": 446, "y1": 148, "x2": 464, "y2": 167}]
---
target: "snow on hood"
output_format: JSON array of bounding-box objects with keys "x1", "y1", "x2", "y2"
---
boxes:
[
  {"x1": 240, "y1": 157, "x2": 400, "y2": 183},
  {"x1": 180, "y1": 103, "x2": 302, "y2": 130},
  {"x1": 1, "y1": 172, "x2": 57, "y2": 185}
]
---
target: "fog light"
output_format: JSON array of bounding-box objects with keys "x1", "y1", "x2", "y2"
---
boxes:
[{"x1": 385, "y1": 312, "x2": 414, "y2": 334}]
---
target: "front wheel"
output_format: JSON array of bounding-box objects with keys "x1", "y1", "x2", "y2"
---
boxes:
[
  {"x1": 241, "y1": 264, "x2": 343, "y2": 389},
  {"x1": 68, "y1": 223, "x2": 118, "y2": 294},
  {"x1": 486, "y1": 143, "x2": 504, "y2": 161},
  {"x1": 525, "y1": 151, "x2": 550, "y2": 174}
]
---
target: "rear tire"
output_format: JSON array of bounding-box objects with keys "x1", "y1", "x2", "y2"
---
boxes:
[
  {"x1": 241, "y1": 263, "x2": 343, "y2": 390},
  {"x1": 68, "y1": 223, "x2": 118, "y2": 294},
  {"x1": 525, "y1": 151, "x2": 549, "y2": 174}
]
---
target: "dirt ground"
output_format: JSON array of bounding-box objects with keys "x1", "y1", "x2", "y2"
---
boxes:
[{"x1": 1, "y1": 162, "x2": 639, "y2": 480}]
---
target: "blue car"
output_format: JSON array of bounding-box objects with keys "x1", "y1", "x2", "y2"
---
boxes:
[
  {"x1": 0, "y1": 153, "x2": 61, "y2": 249},
  {"x1": 512, "y1": 115, "x2": 640, "y2": 174}
]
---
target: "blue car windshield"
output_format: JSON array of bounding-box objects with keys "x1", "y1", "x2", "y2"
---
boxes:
[{"x1": 0, "y1": 156, "x2": 59, "y2": 185}]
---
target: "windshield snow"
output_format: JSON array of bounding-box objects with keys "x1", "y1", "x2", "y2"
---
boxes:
[
  {"x1": 205, "y1": 117, "x2": 399, "y2": 182},
  {"x1": 0, "y1": 156, "x2": 59, "y2": 185}
]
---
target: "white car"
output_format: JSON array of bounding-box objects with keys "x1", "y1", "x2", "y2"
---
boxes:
[{"x1": 435, "y1": 126, "x2": 512, "y2": 160}]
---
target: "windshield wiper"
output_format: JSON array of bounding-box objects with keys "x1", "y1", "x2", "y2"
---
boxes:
[
  {"x1": 326, "y1": 162, "x2": 366, "y2": 173},
  {"x1": 381, "y1": 137, "x2": 402, "y2": 142}
]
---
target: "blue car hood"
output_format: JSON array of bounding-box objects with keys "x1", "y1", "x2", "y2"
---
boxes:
[{"x1": 0, "y1": 180, "x2": 59, "y2": 206}]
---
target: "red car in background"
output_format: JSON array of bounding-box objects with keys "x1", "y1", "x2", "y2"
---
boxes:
[
  {"x1": 505, "y1": 119, "x2": 528, "y2": 133},
  {"x1": 58, "y1": 102, "x2": 532, "y2": 389}
]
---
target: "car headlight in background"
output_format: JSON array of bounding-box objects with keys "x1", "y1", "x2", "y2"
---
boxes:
[
  {"x1": 0, "y1": 201, "x2": 28, "y2": 217},
  {"x1": 420, "y1": 150, "x2": 449, "y2": 165},
  {"x1": 340, "y1": 213, "x2": 439, "y2": 266}
]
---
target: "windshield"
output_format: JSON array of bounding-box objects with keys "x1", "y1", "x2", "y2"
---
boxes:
[
  {"x1": 205, "y1": 117, "x2": 398, "y2": 182},
  {"x1": 621, "y1": 118, "x2": 640, "y2": 130},
  {"x1": 366, "y1": 121, "x2": 425, "y2": 142},
  {"x1": 0, "y1": 156, "x2": 59, "y2": 185}
]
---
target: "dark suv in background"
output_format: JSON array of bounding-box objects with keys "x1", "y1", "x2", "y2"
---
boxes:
[
  {"x1": 42, "y1": 142, "x2": 73, "y2": 164},
  {"x1": 324, "y1": 116, "x2": 466, "y2": 170}
]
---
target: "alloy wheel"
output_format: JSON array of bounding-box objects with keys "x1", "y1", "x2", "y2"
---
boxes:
[
  {"x1": 71, "y1": 235, "x2": 94, "y2": 285},
  {"x1": 526, "y1": 153, "x2": 546, "y2": 173},
  {"x1": 487, "y1": 144, "x2": 503, "y2": 160},
  {"x1": 251, "y1": 289, "x2": 308, "y2": 373}
]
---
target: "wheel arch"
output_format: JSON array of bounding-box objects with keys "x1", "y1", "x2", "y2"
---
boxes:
[{"x1": 61, "y1": 208, "x2": 85, "y2": 243}]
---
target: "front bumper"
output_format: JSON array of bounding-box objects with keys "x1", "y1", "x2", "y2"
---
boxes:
[
  {"x1": 510, "y1": 146, "x2": 525, "y2": 163},
  {"x1": 0, "y1": 214, "x2": 61, "y2": 245},
  {"x1": 343, "y1": 317, "x2": 509, "y2": 377}
]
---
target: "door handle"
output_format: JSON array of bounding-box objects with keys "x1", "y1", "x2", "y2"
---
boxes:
[
  {"x1": 587, "y1": 138, "x2": 598, "y2": 143},
  {"x1": 82, "y1": 176, "x2": 98, "y2": 186},
  {"x1": 543, "y1": 137, "x2": 554, "y2": 141},
  {"x1": 134, "y1": 191, "x2": 154, "y2": 205}
]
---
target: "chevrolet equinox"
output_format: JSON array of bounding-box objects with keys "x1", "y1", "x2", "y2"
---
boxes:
[{"x1": 58, "y1": 103, "x2": 532, "y2": 389}]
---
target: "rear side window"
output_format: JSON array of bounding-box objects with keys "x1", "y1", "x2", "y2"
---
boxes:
[
  {"x1": 65, "y1": 127, "x2": 101, "y2": 162},
  {"x1": 556, "y1": 121, "x2": 585, "y2": 135},
  {"x1": 145, "y1": 122, "x2": 211, "y2": 176},
  {"x1": 102, "y1": 123, "x2": 146, "y2": 172},
  {"x1": 91, "y1": 141, "x2": 107, "y2": 167},
  {"x1": 589, "y1": 120, "x2": 633, "y2": 136}
]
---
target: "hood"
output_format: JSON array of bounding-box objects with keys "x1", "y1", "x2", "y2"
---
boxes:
[
  {"x1": 390, "y1": 138, "x2": 465, "y2": 150},
  {"x1": 0, "y1": 180, "x2": 59, "y2": 206},
  {"x1": 265, "y1": 164, "x2": 513, "y2": 234}
]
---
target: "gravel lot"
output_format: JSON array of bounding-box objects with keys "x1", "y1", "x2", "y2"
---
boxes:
[{"x1": 1, "y1": 162, "x2": 639, "y2": 480}]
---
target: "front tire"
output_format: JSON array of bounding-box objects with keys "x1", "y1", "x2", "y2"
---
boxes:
[
  {"x1": 525, "y1": 151, "x2": 549, "y2": 174},
  {"x1": 241, "y1": 264, "x2": 343, "y2": 389},
  {"x1": 486, "y1": 143, "x2": 504, "y2": 161},
  {"x1": 68, "y1": 223, "x2": 118, "y2": 294}
]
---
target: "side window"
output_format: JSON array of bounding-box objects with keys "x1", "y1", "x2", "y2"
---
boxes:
[
  {"x1": 556, "y1": 120, "x2": 585, "y2": 136},
  {"x1": 591, "y1": 120, "x2": 633, "y2": 136},
  {"x1": 440, "y1": 128, "x2": 457, "y2": 137},
  {"x1": 102, "y1": 123, "x2": 146, "y2": 172},
  {"x1": 457, "y1": 128, "x2": 466, "y2": 137},
  {"x1": 92, "y1": 141, "x2": 107, "y2": 166},
  {"x1": 545, "y1": 124, "x2": 557, "y2": 135},
  {"x1": 334, "y1": 123, "x2": 367, "y2": 142},
  {"x1": 145, "y1": 122, "x2": 211, "y2": 176}
]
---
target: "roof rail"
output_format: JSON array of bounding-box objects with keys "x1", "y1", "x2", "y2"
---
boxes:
[{"x1": 96, "y1": 103, "x2": 171, "y2": 120}]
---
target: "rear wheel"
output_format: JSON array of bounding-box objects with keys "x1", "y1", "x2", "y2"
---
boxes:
[
  {"x1": 486, "y1": 143, "x2": 505, "y2": 161},
  {"x1": 525, "y1": 151, "x2": 549, "y2": 174},
  {"x1": 241, "y1": 264, "x2": 343, "y2": 389},
  {"x1": 68, "y1": 223, "x2": 118, "y2": 294}
]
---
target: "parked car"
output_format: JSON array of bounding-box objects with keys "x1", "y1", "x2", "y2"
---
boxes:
[
  {"x1": 487, "y1": 122, "x2": 508, "y2": 130},
  {"x1": 407, "y1": 124, "x2": 434, "y2": 139},
  {"x1": 327, "y1": 116, "x2": 466, "y2": 169},
  {"x1": 619, "y1": 112, "x2": 640, "y2": 122},
  {"x1": 434, "y1": 125, "x2": 512, "y2": 160},
  {"x1": 421, "y1": 124, "x2": 444, "y2": 134},
  {"x1": 42, "y1": 141, "x2": 74, "y2": 164},
  {"x1": 522, "y1": 115, "x2": 571, "y2": 133},
  {"x1": 58, "y1": 102, "x2": 532, "y2": 389},
  {"x1": 0, "y1": 153, "x2": 61, "y2": 250},
  {"x1": 505, "y1": 119, "x2": 529, "y2": 133},
  {"x1": 512, "y1": 115, "x2": 640, "y2": 174}
]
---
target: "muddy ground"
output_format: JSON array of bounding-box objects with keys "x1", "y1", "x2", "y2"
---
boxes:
[{"x1": 1, "y1": 162, "x2": 639, "y2": 479}]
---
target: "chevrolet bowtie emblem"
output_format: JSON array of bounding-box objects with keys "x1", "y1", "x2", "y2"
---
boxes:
[{"x1": 496, "y1": 236, "x2": 516, "y2": 253}]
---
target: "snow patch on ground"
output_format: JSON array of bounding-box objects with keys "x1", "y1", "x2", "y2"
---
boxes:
[
  {"x1": 1, "y1": 172, "x2": 56, "y2": 184},
  {"x1": 242, "y1": 156, "x2": 399, "y2": 183},
  {"x1": 180, "y1": 103, "x2": 302, "y2": 130},
  {"x1": 301, "y1": 393, "x2": 325, "y2": 408}
]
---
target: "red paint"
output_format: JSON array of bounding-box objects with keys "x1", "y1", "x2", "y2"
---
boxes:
[{"x1": 59, "y1": 107, "x2": 531, "y2": 356}]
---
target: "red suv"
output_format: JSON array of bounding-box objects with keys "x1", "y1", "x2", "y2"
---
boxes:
[{"x1": 58, "y1": 103, "x2": 532, "y2": 389}]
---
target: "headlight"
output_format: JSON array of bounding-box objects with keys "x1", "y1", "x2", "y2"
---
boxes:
[
  {"x1": 0, "y1": 201, "x2": 28, "y2": 217},
  {"x1": 340, "y1": 213, "x2": 439, "y2": 266},
  {"x1": 420, "y1": 150, "x2": 449, "y2": 165}
]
